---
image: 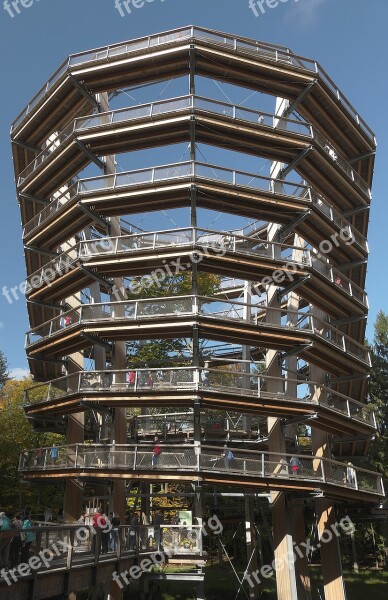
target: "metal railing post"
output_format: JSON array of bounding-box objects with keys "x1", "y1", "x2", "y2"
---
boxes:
[
  {"x1": 133, "y1": 445, "x2": 137, "y2": 470},
  {"x1": 66, "y1": 529, "x2": 75, "y2": 570},
  {"x1": 134, "y1": 301, "x2": 138, "y2": 321},
  {"x1": 321, "y1": 459, "x2": 326, "y2": 483},
  {"x1": 193, "y1": 295, "x2": 198, "y2": 316}
]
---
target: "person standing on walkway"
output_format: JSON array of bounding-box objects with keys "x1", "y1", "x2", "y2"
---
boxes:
[
  {"x1": 109, "y1": 512, "x2": 120, "y2": 551},
  {"x1": 221, "y1": 445, "x2": 234, "y2": 470},
  {"x1": 50, "y1": 444, "x2": 59, "y2": 464},
  {"x1": 128, "y1": 513, "x2": 139, "y2": 551},
  {"x1": 153, "y1": 511, "x2": 163, "y2": 551},
  {"x1": 152, "y1": 436, "x2": 162, "y2": 468},
  {"x1": 0, "y1": 511, "x2": 12, "y2": 568},
  {"x1": 9, "y1": 512, "x2": 23, "y2": 568},
  {"x1": 289, "y1": 455, "x2": 302, "y2": 475},
  {"x1": 20, "y1": 514, "x2": 35, "y2": 564}
]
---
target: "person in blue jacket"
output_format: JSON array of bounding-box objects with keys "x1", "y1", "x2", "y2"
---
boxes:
[
  {"x1": 20, "y1": 515, "x2": 35, "y2": 563},
  {"x1": 0, "y1": 511, "x2": 12, "y2": 568}
]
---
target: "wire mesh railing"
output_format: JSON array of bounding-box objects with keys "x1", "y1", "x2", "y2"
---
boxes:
[
  {"x1": 23, "y1": 161, "x2": 367, "y2": 256},
  {"x1": 18, "y1": 444, "x2": 384, "y2": 496},
  {"x1": 24, "y1": 226, "x2": 368, "y2": 308},
  {"x1": 23, "y1": 367, "x2": 375, "y2": 428},
  {"x1": 0, "y1": 523, "x2": 202, "y2": 581},
  {"x1": 25, "y1": 297, "x2": 371, "y2": 365},
  {"x1": 17, "y1": 95, "x2": 370, "y2": 199},
  {"x1": 12, "y1": 26, "x2": 375, "y2": 144}
]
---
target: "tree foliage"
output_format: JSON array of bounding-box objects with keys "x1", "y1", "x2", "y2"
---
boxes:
[
  {"x1": 126, "y1": 271, "x2": 221, "y2": 301},
  {"x1": 368, "y1": 310, "x2": 388, "y2": 478},
  {"x1": 0, "y1": 350, "x2": 9, "y2": 387},
  {"x1": 126, "y1": 272, "x2": 222, "y2": 366},
  {"x1": 0, "y1": 377, "x2": 64, "y2": 513}
]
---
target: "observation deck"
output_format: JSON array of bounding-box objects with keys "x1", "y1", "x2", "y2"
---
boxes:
[
  {"x1": 16, "y1": 95, "x2": 370, "y2": 215},
  {"x1": 24, "y1": 228, "x2": 368, "y2": 322},
  {"x1": 11, "y1": 26, "x2": 376, "y2": 169},
  {"x1": 25, "y1": 297, "x2": 370, "y2": 378},
  {"x1": 23, "y1": 367, "x2": 376, "y2": 437},
  {"x1": 19, "y1": 444, "x2": 384, "y2": 504}
]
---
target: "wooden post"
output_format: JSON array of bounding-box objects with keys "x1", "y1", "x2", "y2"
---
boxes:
[
  {"x1": 245, "y1": 494, "x2": 260, "y2": 600},
  {"x1": 108, "y1": 579, "x2": 124, "y2": 600},
  {"x1": 291, "y1": 498, "x2": 311, "y2": 598},
  {"x1": 312, "y1": 399, "x2": 347, "y2": 600},
  {"x1": 64, "y1": 410, "x2": 84, "y2": 522}
]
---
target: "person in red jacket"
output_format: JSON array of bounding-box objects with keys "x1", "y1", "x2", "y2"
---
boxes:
[
  {"x1": 152, "y1": 436, "x2": 162, "y2": 468},
  {"x1": 92, "y1": 510, "x2": 110, "y2": 554}
]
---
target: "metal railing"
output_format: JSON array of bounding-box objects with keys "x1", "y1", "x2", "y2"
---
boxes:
[
  {"x1": 22, "y1": 160, "x2": 368, "y2": 254},
  {"x1": 23, "y1": 366, "x2": 375, "y2": 428},
  {"x1": 0, "y1": 523, "x2": 202, "y2": 581},
  {"x1": 24, "y1": 226, "x2": 368, "y2": 308},
  {"x1": 17, "y1": 95, "x2": 370, "y2": 198},
  {"x1": 11, "y1": 26, "x2": 375, "y2": 144},
  {"x1": 312, "y1": 130, "x2": 370, "y2": 196},
  {"x1": 19, "y1": 444, "x2": 384, "y2": 497},
  {"x1": 17, "y1": 94, "x2": 309, "y2": 183},
  {"x1": 25, "y1": 298, "x2": 371, "y2": 365}
]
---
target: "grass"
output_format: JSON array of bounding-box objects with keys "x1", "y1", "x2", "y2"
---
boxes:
[
  {"x1": 74, "y1": 564, "x2": 388, "y2": 599},
  {"x1": 119, "y1": 565, "x2": 388, "y2": 600}
]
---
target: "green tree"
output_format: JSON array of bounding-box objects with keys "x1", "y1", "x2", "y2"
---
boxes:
[
  {"x1": 369, "y1": 311, "x2": 388, "y2": 478},
  {"x1": 126, "y1": 271, "x2": 222, "y2": 366},
  {"x1": 0, "y1": 350, "x2": 9, "y2": 387},
  {"x1": 0, "y1": 377, "x2": 64, "y2": 513}
]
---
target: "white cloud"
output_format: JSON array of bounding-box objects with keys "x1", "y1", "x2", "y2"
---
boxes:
[
  {"x1": 283, "y1": 0, "x2": 326, "y2": 27},
  {"x1": 9, "y1": 368, "x2": 31, "y2": 380}
]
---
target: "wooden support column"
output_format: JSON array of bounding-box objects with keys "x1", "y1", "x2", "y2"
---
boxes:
[
  {"x1": 287, "y1": 237, "x2": 311, "y2": 599},
  {"x1": 97, "y1": 91, "x2": 127, "y2": 522},
  {"x1": 62, "y1": 242, "x2": 84, "y2": 522},
  {"x1": 64, "y1": 408, "x2": 84, "y2": 522},
  {"x1": 291, "y1": 498, "x2": 311, "y2": 599},
  {"x1": 266, "y1": 96, "x2": 298, "y2": 600},
  {"x1": 245, "y1": 493, "x2": 259, "y2": 600},
  {"x1": 311, "y1": 338, "x2": 347, "y2": 600},
  {"x1": 313, "y1": 427, "x2": 347, "y2": 600},
  {"x1": 108, "y1": 579, "x2": 124, "y2": 600},
  {"x1": 190, "y1": 182, "x2": 203, "y2": 524},
  {"x1": 242, "y1": 285, "x2": 259, "y2": 598},
  {"x1": 316, "y1": 498, "x2": 347, "y2": 600}
]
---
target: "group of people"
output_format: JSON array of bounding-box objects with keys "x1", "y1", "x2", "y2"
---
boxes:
[
  {"x1": 78, "y1": 510, "x2": 121, "y2": 553},
  {"x1": 78, "y1": 508, "x2": 169, "y2": 554},
  {"x1": 23, "y1": 444, "x2": 60, "y2": 468},
  {"x1": 0, "y1": 508, "x2": 35, "y2": 569},
  {"x1": 126, "y1": 369, "x2": 179, "y2": 388}
]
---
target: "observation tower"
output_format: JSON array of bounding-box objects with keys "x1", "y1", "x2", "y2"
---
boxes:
[{"x1": 11, "y1": 27, "x2": 383, "y2": 600}]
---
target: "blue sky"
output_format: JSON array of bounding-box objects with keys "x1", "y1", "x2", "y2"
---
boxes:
[{"x1": 0, "y1": 0, "x2": 387, "y2": 376}]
